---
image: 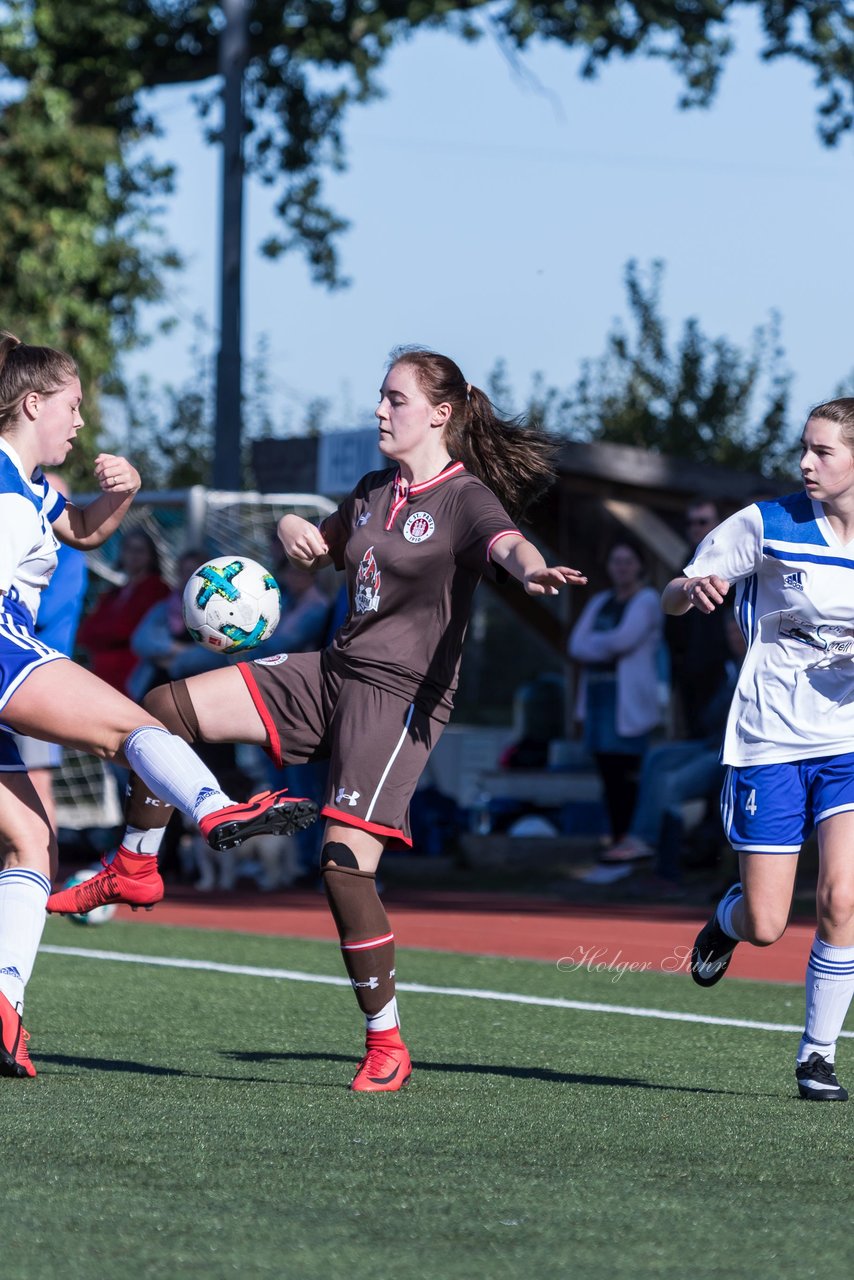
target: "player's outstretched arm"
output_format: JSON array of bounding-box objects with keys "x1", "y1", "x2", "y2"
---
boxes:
[
  {"x1": 662, "y1": 574, "x2": 730, "y2": 616},
  {"x1": 491, "y1": 536, "x2": 587, "y2": 597},
  {"x1": 278, "y1": 513, "x2": 333, "y2": 571},
  {"x1": 52, "y1": 453, "x2": 141, "y2": 549}
]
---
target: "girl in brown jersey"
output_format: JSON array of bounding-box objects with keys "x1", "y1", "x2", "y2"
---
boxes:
[{"x1": 51, "y1": 347, "x2": 587, "y2": 1091}]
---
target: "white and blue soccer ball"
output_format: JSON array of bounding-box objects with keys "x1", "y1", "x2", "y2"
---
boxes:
[
  {"x1": 62, "y1": 868, "x2": 118, "y2": 926},
  {"x1": 182, "y1": 556, "x2": 281, "y2": 654}
]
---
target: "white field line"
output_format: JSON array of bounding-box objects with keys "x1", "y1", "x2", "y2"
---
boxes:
[{"x1": 41, "y1": 944, "x2": 851, "y2": 1039}]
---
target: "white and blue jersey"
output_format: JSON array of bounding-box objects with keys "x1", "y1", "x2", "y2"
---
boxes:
[
  {"x1": 687, "y1": 491, "x2": 854, "y2": 851},
  {"x1": 686, "y1": 492, "x2": 854, "y2": 768},
  {"x1": 0, "y1": 437, "x2": 65, "y2": 626},
  {"x1": 0, "y1": 437, "x2": 68, "y2": 746}
]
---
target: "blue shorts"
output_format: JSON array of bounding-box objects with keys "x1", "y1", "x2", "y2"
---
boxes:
[
  {"x1": 0, "y1": 731, "x2": 63, "y2": 772},
  {"x1": 0, "y1": 729, "x2": 25, "y2": 772},
  {"x1": 721, "y1": 753, "x2": 854, "y2": 853},
  {"x1": 0, "y1": 598, "x2": 67, "y2": 755}
]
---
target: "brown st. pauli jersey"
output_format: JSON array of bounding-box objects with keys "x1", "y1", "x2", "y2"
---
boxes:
[{"x1": 319, "y1": 462, "x2": 521, "y2": 722}]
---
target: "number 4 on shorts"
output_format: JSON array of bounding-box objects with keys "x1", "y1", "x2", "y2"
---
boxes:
[{"x1": 745, "y1": 788, "x2": 757, "y2": 816}]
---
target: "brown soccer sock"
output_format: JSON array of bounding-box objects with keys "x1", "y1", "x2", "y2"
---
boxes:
[{"x1": 322, "y1": 864, "x2": 398, "y2": 1025}]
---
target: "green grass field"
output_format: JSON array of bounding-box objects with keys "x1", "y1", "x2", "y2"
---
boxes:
[{"x1": 3, "y1": 917, "x2": 851, "y2": 1280}]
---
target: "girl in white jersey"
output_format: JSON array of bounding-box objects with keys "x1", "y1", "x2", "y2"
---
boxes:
[
  {"x1": 0, "y1": 333, "x2": 316, "y2": 1079},
  {"x1": 662, "y1": 397, "x2": 854, "y2": 1102}
]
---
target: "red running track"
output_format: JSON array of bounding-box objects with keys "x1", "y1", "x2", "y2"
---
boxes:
[{"x1": 115, "y1": 887, "x2": 815, "y2": 985}]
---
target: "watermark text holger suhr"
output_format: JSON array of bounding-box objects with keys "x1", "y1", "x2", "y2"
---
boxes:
[{"x1": 556, "y1": 945, "x2": 693, "y2": 982}]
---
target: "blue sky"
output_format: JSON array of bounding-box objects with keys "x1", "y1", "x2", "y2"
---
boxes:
[{"x1": 124, "y1": 9, "x2": 854, "y2": 436}]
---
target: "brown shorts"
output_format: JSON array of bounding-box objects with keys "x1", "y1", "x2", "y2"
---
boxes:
[{"x1": 238, "y1": 652, "x2": 444, "y2": 846}]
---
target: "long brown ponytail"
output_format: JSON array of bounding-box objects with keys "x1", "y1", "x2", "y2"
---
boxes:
[
  {"x1": 388, "y1": 346, "x2": 557, "y2": 517},
  {"x1": 0, "y1": 331, "x2": 78, "y2": 434}
]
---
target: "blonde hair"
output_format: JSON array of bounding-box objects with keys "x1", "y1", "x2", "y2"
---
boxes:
[{"x1": 807, "y1": 398, "x2": 854, "y2": 456}]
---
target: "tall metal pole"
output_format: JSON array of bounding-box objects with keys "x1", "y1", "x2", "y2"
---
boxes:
[{"x1": 213, "y1": 0, "x2": 248, "y2": 488}]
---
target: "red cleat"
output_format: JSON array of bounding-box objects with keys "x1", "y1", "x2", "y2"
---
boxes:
[
  {"x1": 199, "y1": 789, "x2": 318, "y2": 851},
  {"x1": 47, "y1": 848, "x2": 164, "y2": 915},
  {"x1": 350, "y1": 1032, "x2": 412, "y2": 1093},
  {"x1": 0, "y1": 991, "x2": 36, "y2": 1079}
]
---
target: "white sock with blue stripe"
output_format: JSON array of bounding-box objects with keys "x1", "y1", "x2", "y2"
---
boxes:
[
  {"x1": 0, "y1": 867, "x2": 51, "y2": 1011},
  {"x1": 798, "y1": 934, "x2": 854, "y2": 1065},
  {"x1": 122, "y1": 726, "x2": 234, "y2": 824},
  {"x1": 715, "y1": 883, "x2": 746, "y2": 941}
]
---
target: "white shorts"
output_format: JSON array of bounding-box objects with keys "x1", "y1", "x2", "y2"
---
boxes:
[{"x1": 12, "y1": 733, "x2": 62, "y2": 771}]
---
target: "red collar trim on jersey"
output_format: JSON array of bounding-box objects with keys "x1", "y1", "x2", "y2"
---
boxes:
[{"x1": 385, "y1": 461, "x2": 466, "y2": 531}]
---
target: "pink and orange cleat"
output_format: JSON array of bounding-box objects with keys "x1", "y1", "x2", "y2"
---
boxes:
[
  {"x1": 47, "y1": 848, "x2": 164, "y2": 916},
  {"x1": 0, "y1": 990, "x2": 36, "y2": 1079},
  {"x1": 350, "y1": 1030, "x2": 412, "y2": 1093},
  {"x1": 199, "y1": 789, "x2": 318, "y2": 851}
]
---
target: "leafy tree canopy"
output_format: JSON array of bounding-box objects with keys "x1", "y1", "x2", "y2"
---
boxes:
[
  {"x1": 121, "y1": 258, "x2": 799, "y2": 487},
  {"x1": 504, "y1": 259, "x2": 796, "y2": 477},
  {"x1": 111, "y1": 321, "x2": 331, "y2": 488},
  {"x1": 0, "y1": 1, "x2": 851, "y2": 462}
]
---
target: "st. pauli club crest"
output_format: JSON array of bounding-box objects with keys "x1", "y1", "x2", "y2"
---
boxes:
[{"x1": 403, "y1": 511, "x2": 435, "y2": 544}]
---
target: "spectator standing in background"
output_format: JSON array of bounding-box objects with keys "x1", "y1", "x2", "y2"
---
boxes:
[
  {"x1": 600, "y1": 498, "x2": 746, "y2": 870},
  {"x1": 568, "y1": 539, "x2": 662, "y2": 846}
]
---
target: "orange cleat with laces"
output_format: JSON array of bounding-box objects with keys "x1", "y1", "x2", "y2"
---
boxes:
[
  {"x1": 0, "y1": 991, "x2": 36, "y2": 1079},
  {"x1": 350, "y1": 1030, "x2": 412, "y2": 1093},
  {"x1": 47, "y1": 848, "x2": 164, "y2": 915}
]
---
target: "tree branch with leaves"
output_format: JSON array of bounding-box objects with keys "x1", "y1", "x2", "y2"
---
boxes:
[{"x1": 0, "y1": 0, "x2": 850, "y2": 455}]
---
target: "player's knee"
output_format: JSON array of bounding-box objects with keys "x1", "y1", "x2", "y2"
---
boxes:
[
  {"x1": 741, "y1": 907, "x2": 786, "y2": 947},
  {"x1": 751, "y1": 930, "x2": 781, "y2": 948},
  {"x1": 320, "y1": 841, "x2": 360, "y2": 870},
  {"x1": 2, "y1": 845, "x2": 52, "y2": 875},
  {"x1": 143, "y1": 680, "x2": 200, "y2": 742},
  {"x1": 816, "y1": 883, "x2": 854, "y2": 934},
  {"x1": 1, "y1": 809, "x2": 53, "y2": 870}
]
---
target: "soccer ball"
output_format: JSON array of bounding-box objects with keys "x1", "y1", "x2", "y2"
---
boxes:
[
  {"x1": 62, "y1": 868, "x2": 118, "y2": 926},
  {"x1": 182, "y1": 556, "x2": 281, "y2": 653}
]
